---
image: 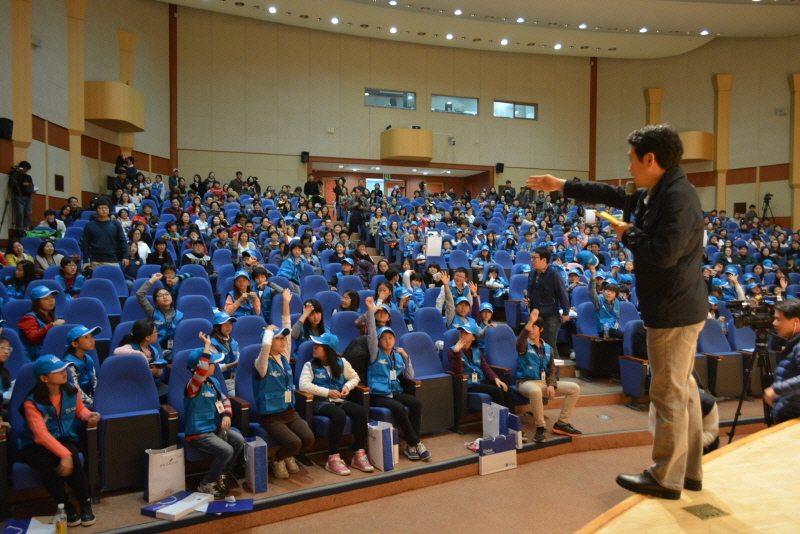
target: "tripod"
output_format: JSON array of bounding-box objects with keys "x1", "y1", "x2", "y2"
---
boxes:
[
  {"x1": 727, "y1": 327, "x2": 774, "y2": 443},
  {"x1": 761, "y1": 197, "x2": 775, "y2": 222}
]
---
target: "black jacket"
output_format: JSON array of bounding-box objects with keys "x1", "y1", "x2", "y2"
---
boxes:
[
  {"x1": 526, "y1": 265, "x2": 571, "y2": 318},
  {"x1": 564, "y1": 166, "x2": 707, "y2": 328}
]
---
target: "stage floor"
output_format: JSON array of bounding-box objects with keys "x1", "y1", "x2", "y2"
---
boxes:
[{"x1": 576, "y1": 418, "x2": 800, "y2": 534}]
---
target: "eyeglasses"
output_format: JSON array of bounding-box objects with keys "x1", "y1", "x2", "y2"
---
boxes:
[
  {"x1": 156, "y1": 293, "x2": 171, "y2": 299},
  {"x1": 0, "y1": 346, "x2": 13, "y2": 352}
]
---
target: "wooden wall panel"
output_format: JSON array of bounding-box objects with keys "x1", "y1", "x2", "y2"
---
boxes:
[
  {"x1": 727, "y1": 167, "x2": 757, "y2": 185},
  {"x1": 687, "y1": 171, "x2": 715, "y2": 188},
  {"x1": 132, "y1": 151, "x2": 150, "y2": 172},
  {"x1": 152, "y1": 156, "x2": 172, "y2": 175},
  {"x1": 100, "y1": 141, "x2": 121, "y2": 164},
  {"x1": 32, "y1": 116, "x2": 46, "y2": 143},
  {"x1": 81, "y1": 135, "x2": 99, "y2": 159},
  {"x1": 0, "y1": 138, "x2": 13, "y2": 171},
  {"x1": 47, "y1": 122, "x2": 69, "y2": 151},
  {"x1": 761, "y1": 164, "x2": 789, "y2": 183}
]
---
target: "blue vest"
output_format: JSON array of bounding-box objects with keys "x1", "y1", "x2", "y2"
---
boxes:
[
  {"x1": 595, "y1": 297, "x2": 620, "y2": 334},
  {"x1": 565, "y1": 244, "x2": 580, "y2": 263},
  {"x1": 153, "y1": 308, "x2": 183, "y2": 353},
  {"x1": 310, "y1": 358, "x2": 347, "y2": 401},
  {"x1": 64, "y1": 352, "x2": 97, "y2": 397},
  {"x1": 210, "y1": 336, "x2": 239, "y2": 379},
  {"x1": 54, "y1": 274, "x2": 84, "y2": 299},
  {"x1": 21, "y1": 312, "x2": 51, "y2": 362},
  {"x1": 260, "y1": 288, "x2": 274, "y2": 323},
  {"x1": 454, "y1": 345, "x2": 485, "y2": 386},
  {"x1": 450, "y1": 315, "x2": 478, "y2": 331},
  {"x1": 228, "y1": 291, "x2": 255, "y2": 317},
  {"x1": 368, "y1": 348, "x2": 405, "y2": 396},
  {"x1": 517, "y1": 341, "x2": 552, "y2": 381},
  {"x1": 411, "y1": 286, "x2": 425, "y2": 308},
  {"x1": 184, "y1": 377, "x2": 224, "y2": 436},
  {"x1": 253, "y1": 355, "x2": 295, "y2": 415},
  {"x1": 277, "y1": 257, "x2": 303, "y2": 283},
  {"x1": 18, "y1": 391, "x2": 80, "y2": 450}
]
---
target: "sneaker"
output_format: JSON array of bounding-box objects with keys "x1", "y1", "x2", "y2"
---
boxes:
[
  {"x1": 521, "y1": 432, "x2": 530, "y2": 443},
  {"x1": 325, "y1": 454, "x2": 351, "y2": 476},
  {"x1": 351, "y1": 449, "x2": 375, "y2": 472},
  {"x1": 65, "y1": 502, "x2": 81, "y2": 527},
  {"x1": 216, "y1": 474, "x2": 231, "y2": 496},
  {"x1": 404, "y1": 445, "x2": 420, "y2": 461},
  {"x1": 79, "y1": 499, "x2": 96, "y2": 527},
  {"x1": 533, "y1": 427, "x2": 547, "y2": 442},
  {"x1": 198, "y1": 481, "x2": 225, "y2": 500},
  {"x1": 553, "y1": 421, "x2": 583, "y2": 437},
  {"x1": 284, "y1": 455, "x2": 300, "y2": 474},
  {"x1": 271, "y1": 458, "x2": 289, "y2": 479},
  {"x1": 416, "y1": 442, "x2": 432, "y2": 461}
]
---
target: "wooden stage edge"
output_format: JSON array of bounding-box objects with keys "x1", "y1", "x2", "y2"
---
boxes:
[{"x1": 574, "y1": 418, "x2": 800, "y2": 534}]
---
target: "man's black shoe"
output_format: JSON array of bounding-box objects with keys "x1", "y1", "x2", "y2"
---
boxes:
[
  {"x1": 684, "y1": 478, "x2": 702, "y2": 491},
  {"x1": 615, "y1": 471, "x2": 681, "y2": 500},
  {"x1": 533, "y1": 427, "x2": 547, "y2": 442}
]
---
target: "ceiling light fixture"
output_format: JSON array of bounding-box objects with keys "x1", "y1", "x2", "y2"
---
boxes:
[
  {"x1": 700, "y1": 29, "x2": 710, "y2": 35},
  {"x1": 454, "y1": 9, "x2": 462, "y2": 15},
  {"x1": 268, "y1": 6, "x2": 277, "y2": 13},
  {"x1": 446, "y1": 33, "x2": 453, "y2": 39},
  {"x1": 639, "y1": 27, "x2": 648, "y2": 33},
  {"x1": 390, "y1": 27, "x2": 397, "y2": 33},
  {"x1": 338, "y1": 165, "x2": 344, "y2": 168},
  {"x1": 554, "y1": 43, "x2": 562, "y2": 50},
  {"x1": 579, "y1": 23, "x2": 587, "y2": 29},
  {"x1": 500, "y1": 39, "x2": 508, "y2": 45},
  {"x1": 389, "y1": 0, "x2": 397, "y2": 4},
  {"x1": 516, "y1": 17, "x2": 524, "y2": 23},
  {"x1": 331, "y1": 17, "x2": 339, "y2": 24}
]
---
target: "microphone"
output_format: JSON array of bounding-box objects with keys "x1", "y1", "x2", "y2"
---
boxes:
[{"x1": 623, "y1": 182, "x2": 637, "y2": 223}]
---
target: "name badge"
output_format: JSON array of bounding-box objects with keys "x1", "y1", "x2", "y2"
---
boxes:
[
  {"x1": 541, "y1": 371, "x2": 546, "y2": 382},
  {"x1": 472, "y1": 372, "x2": 479, "y2": 384},
  {"x1": 390, "y1": 370, "x2": 397, "y2": 381},
  {"x1": 284, "y1": 390, "x2": 292, "y2": 403},
  {"x1": 166, "y1": 339, "x2": 173, "y2": 349},
  {"x1": 215, "y1": 400, "x2": 225, "y2": 414}
]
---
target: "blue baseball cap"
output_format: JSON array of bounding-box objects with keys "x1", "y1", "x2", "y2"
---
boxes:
[
  {"x1": 374, "y1": 303, "x2": 390, "y2": 313},
  {"x1": 745, "y1": 283, "x2": 759, "y2": 292},
  {"x1": 456, "y1": 323, "x2": 479, "y2": 336},
  {"x1": 762, "y1": 260, "x2": 775, "y2": 270},
  {"x1": 380, "y1": 221, "x2": 388, "y2": 227},
  {"x1": 712, "y1": 277, "x2": 728, "y2": 288},
  {"x1": 213, "y1": 311, "x2": 237, "y2": 326},
  {"x1": 475, "y1": 230, "x2": 484, "y2": 236},
  {"x1": 455, "y1": 296, "x2": 472, "y2": 306},
  {"x1": 33, "y1": 354, "x2": 70, "y2": 377},
  {"x1": 610, "y1": 260, "x2": 622, "y2": 268},
  {"x1": 394, "y1": 287, "x2": 412, "y2": 299},
  {"x1": 546, "y1": 241, "x2": 555, "y2": 247},
  {"x1": 595, "y1": 271, "x2": 607, "y2": 280},
  {"x1": 480, "y1": 302, "x2": 494, "y2": 312},
  {"x1": 568, "y1": 268, "x2": 582, "y2": 277},
  {"x1": 618, "y1": 274, "x2": 633, "y2": 284},
  {"x1": 66, "y1": 326, "x2": 101, "y2": 345},
  {"x1": 187, "y1": 347, "x2": 225, "y2": 370},
  {"x1": 520, "y1": 264, "x2": 531, "y2": 273},
  {"x1": 576, "y1": 250, "x2": 599, "y2": 268},
  {"x1": 233, "y1": 270, "x2": 250, "y2": 280},
  {"x1": 30, "y1": 286, "x2": 59, "y2": 300},
  {"x1": 724, "y1": 265, "x2": 738, "y2": 275},
  {"x1": 603, "y1": 278, "x2": 618, "y2": 286},
  {"x1": 743, "y1": 274, "x2": 756, "y2": 282},
  {"x1": 377, "y1": 326, "x2": 395, "y2": 338},
  {"x1": 480, "y1": 245, "x2": 490, "y2": 252},
  {"x1": 343, "y1": 258, "x2": 355, "y2": 266},
  {"x1": 311, "y1": 333, "x2": 340, "y2": 353},
  {"x1": 708, "y1": 296, "x2": 719, "y2": 305}
]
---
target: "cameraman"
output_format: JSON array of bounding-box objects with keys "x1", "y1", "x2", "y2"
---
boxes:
[
  {"x1": 11, "y1": 161, "x2": 34, "y2": 231},
  {"x1": 764, "y1": 300, "x2": 800, "y2": 423}
]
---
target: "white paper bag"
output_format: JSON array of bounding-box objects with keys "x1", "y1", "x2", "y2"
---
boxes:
[
  {"x1": 367, "y1": 421, "x2": 399, "y2": 471},
  {"x1": 144, "y1": 445, "x2": 185, "y2": 503},
  {"x1": 478, "y1": 434, "x2": 518, "y2": 475},
  {"x1": 244, "y1": 436, "x2": 268, "y2": 493},
  {"x1": 426, "y1": 232, "x2": 442, "y2": 257},
  {"x1": 482, "y1": 401, "x2": 509, "y2": 439},
  {"x1": 507, "y1": 413, "x2": 524, "y2": 449}
]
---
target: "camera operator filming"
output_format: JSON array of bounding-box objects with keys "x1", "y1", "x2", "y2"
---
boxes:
[
  {"x1": 764, "y1": 300, "x2": 800, "y2": 424},
  {"x1": 10, "y1": 161, "x2": 35, "y2": 233}
]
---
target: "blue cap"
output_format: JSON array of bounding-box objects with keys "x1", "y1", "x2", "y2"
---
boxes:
[
  {"x1": 66, "y1": 326, "x2": 101, "y2": 345},
  {"x1": 603, "y1": 278, "x2": 618, "y2": 285},
  {"x1": 712, "y1": 277, "x2": 728, "y2": 288},
  {"x1": 213, "y1": 311, "x2": 237, "y2": 325},
  {"x1": 762, "y1": 260, "x2": 775, "y2": 270},
  {"x1": 746, "y1": 283, "x2": 759, "y2": 292},
  {"x1": 377, "y1": 326, "x2": 395, "y2": 338},
  {"x1": 618, "y1": 274, "x2": 633, "y2": 284},
  {"x1": 233, "y1": 270, "x2": 250, "y2": 280},
  {"x1": 546, "y1": 241, "x2": 555, "y2": 247},
  {"x1": 708, "y1": 296, "x2": 719, "y2": 305},
  {"x1": 374, "y1": 303, "x2": 390, "y2": 313},
  {"x1": 380, "y1": 221, "x2": 388, "y2": 227},
  {"x1": 187, "y1": 347, "x2": 225, "y2": 370},
  {"x1": 455, "y1": 296, "x2": 472, "y2": 306},
  {"x1": 576, "y1": 250, "x2": 599, "y2": 268},
  {"x1": 595, "y1": 271, "x2": 607, "y2": 279},
  {"x1": 703, "y1": 264, "x2": 713, "y2": 270},
  {"x1": 724, "y1": 265, "x2": 738, "y2": 275},
  {"x1": 480, "y1": 302, "x2": 494, "y2": 312},
  {"x1": 456, "y1": 323, "x2": 480, "y2": 336},
  {"x1": 311, "y1": 333, "x2": 340, "y2": 353},
  {"x1": 568, "y1": 268, "x2": 582, "y2": 276},
  {"x1": 610, "y1": 260, "x2": 622, "y2": 268},
  {"x1": 743, "y1": 274, "x2": 756, "y2": 281},
  {"x1": 30, "y1": 286, "x2": 59, "y2": 300},
  {"x1": 394, "y1": 287, "x2": 412, "y2": 299},
  {"x1": 520, "y1": 264, "x2": 531, "y2": 273},
  {"x1": 33, "y1": 354, "x2": 70, "y2": 377},
  {"x1": 476, "y1": 230, "x2": 484, "y2": 236},
  {"x1": 272, "y1": 327, "x2": 291, "y2": 338},
  {"x1": 480, "y1": 245, "x2": 490, "y2": 252},
  {"x1": 343, "y1": 258, "x2": 355, "y2": 266}
]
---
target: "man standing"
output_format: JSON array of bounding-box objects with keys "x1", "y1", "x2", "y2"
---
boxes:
[
  {"x1": 81, "y1": 202, "x2": 129, "y2": 270},
  {"x1": 12, "y1": 161, "x2": 34, "y2": 231},
  {"x1": 347, "y1": 188, "x2": 367, "y2": 238},
  {"x1": 523, "y1": 247, "x2": 571, "y2": 357},
  {"x1": 502, "y1": 180, "x2": 516, "y2": 204},
  {"x1": 528, "y1": 124, "x2": 707, "y2": 500}
]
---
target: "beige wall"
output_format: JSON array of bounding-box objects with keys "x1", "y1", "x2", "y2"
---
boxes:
[
  {"x1": 176, "y1": 7, "x2": 591, "y2": 191},
  {"x1": 0, "y1": 1, "x2": 13, "y2": 121}
]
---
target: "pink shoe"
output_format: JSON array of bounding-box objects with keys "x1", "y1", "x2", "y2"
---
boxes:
[
  {"x1": 351, "y1": 449, "x2": 375, "y2": 472},
  {"x1": 325, "y1": 454, "x2": 351, "y2": 476}
]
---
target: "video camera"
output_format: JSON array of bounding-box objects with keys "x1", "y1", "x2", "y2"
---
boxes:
[{"x1": 727, "y1": 298, "x2": 776, "y2": 330}]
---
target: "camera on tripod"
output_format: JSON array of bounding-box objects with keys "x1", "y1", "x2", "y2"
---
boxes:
[
  {"x1": 763, "y1": 193, "x2": 773, "y2": 203},
  {"x1": 727, "y1": 298, "x2": 776, "y2": 330}
]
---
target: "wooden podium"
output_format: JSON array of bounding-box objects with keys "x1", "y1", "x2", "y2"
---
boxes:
[{"x1": 380, "y1": 128, "x2": 433, "y2": 162}]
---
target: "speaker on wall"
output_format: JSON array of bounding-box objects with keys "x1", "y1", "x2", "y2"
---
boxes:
[
  {"x1": 0, "y1": 118, "x2": 12, "y2": 141},
  {"x1": 495, "y1": 162, "x2": 505, "y2": 174},
  {"x1": 300, "y1": 151, "x2": 310, "y2": 163}
]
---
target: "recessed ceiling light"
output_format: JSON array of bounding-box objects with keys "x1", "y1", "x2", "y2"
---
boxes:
[
  {"x1": 454, "y1": 9, "x2": 462, "y2": 15},
  {"x1": 554, "y1": 43, "x2": 562, "y2": 50},
  {"x1": 423, "y1": 172, "x2": 428, "y2": 175},
  {"x1": 639, "y1": 27, "x2": 648, "y2": 33},
  {"x1": 412, "y1": 169, "x2": 417, "y2": 172},
  {"x1": 338, "y1": 165, "x2": 344, "y2": 168},
  {"x1": 500, "y1": 39, "x2": 508, "y2": 45},
  {"x1": 579, "y1": 23, "x2": 587, "y2": 29},
  {"x1": 700, "y1": 30, "x2": 710, "y2": 35},
  {"x1": 365, "y1": 92, "x2": 369, "y2": 95},
  {"x1": 268, "y1": 6, "x2": 277, "y2": 13},
  {"x1": 446, "y1": 33, "x2": 453, "y2": 39},
  {"x1": 389, "y1": 0, "x2": 397, "y2": 4},
  {"x1": 390, "y1": 27, "x2": 397, "y2": 33},
  {"x1": 331, "y1": 17, "x2": 339, "y2": 24},
  {"x1": 516, "y1": 17, "x2": 524, "y2": 23}
]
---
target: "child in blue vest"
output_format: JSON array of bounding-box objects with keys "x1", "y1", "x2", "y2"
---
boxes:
[
  {"x1": 298, "y1": 333, "x2": 374, "y2": 475},
  {"x1": 18, "y1": 286, "x2": 66, "y2": 362},
  {"x1": 137, "y1": 272, "x2": 184, "y2": 361},
  {"x1": 365, "y1": 297, "x2": 431, "y2": 461},
  {"x1": 277, "y1": 242, "x2": 304, "y2": 293},
  {"x1": 336, "y1": 289, "x2": 361, "y2": 314},
  {"x1": 484, "y1": 265, "x2": 509, "y2": 299},
  {"x1": 328, "y1": 257, "x2": 355, "y2": 290},
  {"x1": 184, "y1": 334, "x2": 245, "y2": 499},
  {"x1": 0, "y1": 335, "x2": 12, "y2": 421},
  {"x1": 252, "y1": 267, "x2": 284, "y2": 324},
  {"x1": 477, "y1": 302, "x2": 496, "y2": 351},
  {"x1": 54, "y1": 257, "x2": 84, "y2": 299},
  {"x1": 17, "y1": 355, "x2": 101, "y2": 526},
  {"x1": 402, "y1": 270, "x2": 426, "y2": 308},
  {"x1": 516, "y1": 310, "x2": 582, "y2": 443},
  {"x1": 159, "y1": 263, "x2": 192, "y2": 299},
  {"x1": 447, "y1": 322, "x2": 514, "y2": 410},
  {"x1": 441, "y1": 272, "x2": 479, "y2": 330},
  {"x1": 394, "y1": 286, "x2": 417, "y2": 326},
  {"x1": 292, "y1": 299, "x2": 330, "y2": 350},
  {"x1": 63, "y1": 326, "x2": 100, "y2": 410},
  {"x1": 209, "y1": 312, "x2": 240, "y2": 388},
  {"x1": 224, "y1": 270, "x2": 261, "y2": 318},
  {"x1": 254, "y1": 289, "x2": 314, "y2": 479},
  {"x1": 587, "y1": 265, "x2": 623, "y2": 339}
]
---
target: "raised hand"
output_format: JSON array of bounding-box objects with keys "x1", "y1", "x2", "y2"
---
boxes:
[
  {"x1": 283, "y1": 287, "x2": 292, "y2": 302},
  {"x1": 366, "y1": 296, "x2": 375, "y2": 312}
]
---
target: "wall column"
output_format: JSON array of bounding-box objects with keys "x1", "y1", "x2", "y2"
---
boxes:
[
  {"x1": 712, "y1": 74, "x2": 734, "y2": 213},
  {"x1": 644, "y1": 88, "x2": 664, "y2": 125},
  {"x1": 11, "y1": 0, "x2": 33, "y2": 163},
  {"x1": 789, "y1": 74, "x2": 800, "y2": 229},
  {"x1": 66, "y1": 0, "x2": 89, "y2": 200},
  {"x1": 117, "y1": 30, "x2": 138, "y2": 157}
]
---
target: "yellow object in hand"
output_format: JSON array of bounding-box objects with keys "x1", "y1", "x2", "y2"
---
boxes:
[{"x1": 597, "y1": 211, "x2": 623, "y2": 225}]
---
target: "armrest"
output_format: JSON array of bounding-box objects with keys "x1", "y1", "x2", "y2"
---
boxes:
[
  {"x1": 349, "y1": 384, "x2": 371, "y2": 416},
  {"x1": 489, "y1": 365, "x2": 512, "y2": 375},
  {"x1": 400, "y1": 378, "x2": 421, "y2": 396},
  {"x1": 619, "y1": 355, "x2": 649, "y2": 364},
  {"x1": 0, "y1": 425, "x2": 8, "y2": 508},
  {"x1": 445, "y1": 370, "x2": 469, "y2": 380},
  {"x1": 160, "y1": 404, "x2": 179, "y2": 447},
  {"x1": 699, "y1": 352, "x2": 724, "y2": 360},
  {"x1": 84, "y1": 419, "x2": 99, "y2": 501},
  {"x1": 229, "y1": 397, "x2": 250, "y2": 439},
  {"x1": 294, "y1": 389, "x2": 314, "y2": 423}
]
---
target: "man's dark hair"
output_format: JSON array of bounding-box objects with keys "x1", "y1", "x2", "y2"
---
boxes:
[
  {"x1": 454, "y1": 267, "x2": 468, "y2": 277},
  {"x1": 776, "y1": 299, "x2": 800, "y2": 320},
  {"x1": 289, "y1": 242, "x2": 303, "y2": 251},
  {"x1": 44, "y1": 209, "x2": 56, "y2": 217},
  {"x1": 627, "y1": 124, "x2": 683, "y2": 170},
  {"x1": 533, "y1": 246, "x2": 551, "y2": 263},
  {"x1": 18, "y1": 161, "x2": 31, "y2": 170},
  {"x1": 385, "y1": 268, "x2": 399, "y2": 281},
  {"x1": 160, "y1": 263, "x2": 177, "y2": 274}
]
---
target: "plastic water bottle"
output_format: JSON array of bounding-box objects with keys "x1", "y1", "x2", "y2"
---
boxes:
[
  {"x1": 603, "y1": 324, "x2": 609, "y2": 339},
  {"x1": 54, "y1": 503, "x2": 68, "y2": 534}
]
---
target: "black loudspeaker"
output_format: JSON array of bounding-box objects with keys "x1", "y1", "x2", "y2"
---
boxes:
[
  {"x1": 0, "y1": 118, "x2": 12, "y2": 141},
  {"x1": 300, "y1": 151, "x2": 310, "y2": 163},
  {"x1": 495, "y1": 162, "x2": 504, "y2": 174}
]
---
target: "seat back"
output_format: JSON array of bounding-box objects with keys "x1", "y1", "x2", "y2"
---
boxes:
[
  {"x1": 413, "y1": 307, "x2": 446, "y2": 344},
  {"x1": 293, "y1": 340, "x2": 314, "y2": 389},
  {"x1": 235, "y1": 345, "x2": 264, "y2": 417},
  {"x1": 81, "y1": 279, "x2": 122, "y2": 315},
  {"x1": 424, "y1": 287, "x2": 441, "y2": 308},
  {"x1": 173, "y1": 318, "x2": 213, "y2": 355},
  {"x1": 2, "y1": 299, "x2": 33, "y2": 333},
  {"x1": 323, "y1": 262, "x2": 341, "y2": 279},
  {"x1": 212, "y1": 248, "x2": 233, "y2": 271},
  {"x1": 484, "y1": 325, "x2": 519, "y2": 384},
  {"x1": 177, "y1": 277, "x2": 215, "y2": 308},
  {"x1": 63, "y1": 297, "x2": 112, "y2": 339},
  {"x1": 9, "y1": 363, "x2": 39, "y2": 456},
  {"x1": 575, "y1": 302, "x2": 598, "y2": 336},
  {"x1": 232, "y1": 315, "x2": 268, "y2": 348},
  {"x1": 2, "y1": 329, "x2": 28, "y2": 378},
  {"x1": 94, "y1": 354, "x2": 159, "y2": 415},
  {"x1": 622, "y1": 320, "x2": 645, "y2": 357},
  {"x1": 328, "y1": 311, "x2": 360, "y2": 353},
  {"x1": 508, "y1": 274, "x2": 527, "y2": 300},
  {"x1": 493, "y1": 251, "x2": 513, "y2": 270},
  {"x1": 389, "y1": 309, "x2": 409, "y2": 337},
  {"x1": 40, "y1": 323, "x2": 83, "y2": 358},
  {"x1": 571, "y1": 285, "x2": 590, "y2": 308},
  {"x1": 397, "y1": 332, "x2": 444, "y2": 377},
  {"x1": 137, "y1": 264, "x2": 162, "y2": 280},
  {"x1": 92, "y1": 265, "x2": 129, "y2": 299},
  {"x1": 316, "y1": 291, "x2": 342, "y2": 319},
  {"x1": 109, "y1": 321, "x2": 136, "y2": 356},
  {"x1": 269, "y1": 292, "x2": 303, "y2": 325},
  {"x1": 727, "y1": 320, "x2": 756, "y2": 352},
  {"x1": 370, "y1": 275, "x2": 387, "y2": 292},
  {"x1": 697, "y1": 318, "x2": 733, "y2": 353},
  {"x1": 300, "y1": 275, "x2": 329, "y2": 302},
  {"x1": 121, "y1": 295, "x2": 149, "y2": 323},
  {"x1": 515, "y1": 251, "x2": 531, "y2": 266},
  {"x1": 448, "y1": 250, "x2": 470, "y2": 270},
  {"x1": 175, "y1": 294, "x2": 213, "y2": 322},
  {"x1": 337, "y1": 275, "x2": 365, "y2": 294},
  {"x1": 619, "y1": 301, "x2": 640, "y2": 328},
  {"x1": 179, "y1": 263, "x2": 209, "y2": 280}
]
